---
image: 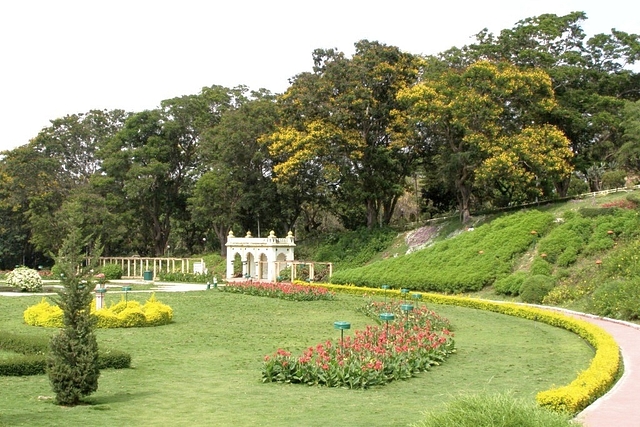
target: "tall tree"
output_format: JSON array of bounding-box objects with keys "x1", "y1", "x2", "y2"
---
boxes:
[
  {"x1": 439, "y1": 12, "x2": 640, "y2": 193},
  {"x1": 98, "y1": 86, "x2": 238, "y2": 255},
  {"x1": 398, "y1": 60, "x2": 572, "y2": 222},
  {"x1": 47, "y1": 228, "x2": 101, "y2": 406},
  {"x1": 267, "y1": 40, "x2": 421, "y2": 229}
]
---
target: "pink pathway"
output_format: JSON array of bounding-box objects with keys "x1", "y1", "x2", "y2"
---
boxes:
[{"x1": 560, "y1": 311, "x2": 640, "y2": 427}]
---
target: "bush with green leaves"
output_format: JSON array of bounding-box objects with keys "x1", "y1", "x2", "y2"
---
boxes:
[
  {"x1": 331, "y1": 210, "x2": 555, "y2": 293},
  {"x1": 6, "y1": 266, "x2": 43, "y2": 292},
  {"x1": 587, "y1": 279, "x2": 640, "y2": 320},
  {"x1": 101, "y1": 263, "x2": 123, "y2": 280},
  {"x1": 529, "y1": 258, "x2": 553, "y2": 276},
  {"x1": 520, "y1": 275, "x2": 556, "y2": 304},
  {"x1": 411, "y1": 392, "x2": 577, "y2": 427},
  {"x1": 308, "y1": 227, "x2": 397, "y2": 270},
  {"x1": 494, "y1": 272, "x2": 528, "y2": 296},
  {"x1": 0, "y1": 330, "x2": 131, "y2": 376},
  {"x1": 601, "y1": 170, "x2": 626, "y2": 189},
  {"x1": 626, "y1": 192, "x2": 640, "y2": 205}
]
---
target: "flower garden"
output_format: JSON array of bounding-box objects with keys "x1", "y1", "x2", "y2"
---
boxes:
[
  {"x1": 262, "y1": 300, "x2": 455, "y2": 388},
  {"x1": 0, "y1": 265, "x2": 624, "y2": 427}
]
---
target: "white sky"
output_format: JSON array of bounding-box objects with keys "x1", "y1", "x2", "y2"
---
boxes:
[{"x1": 1, "y1": 0, "x2": 638, "y2": 152}]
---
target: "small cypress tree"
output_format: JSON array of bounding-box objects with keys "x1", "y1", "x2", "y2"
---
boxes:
[{"x1": 47, "y1": 228, "x2": 102, "y2": 405}]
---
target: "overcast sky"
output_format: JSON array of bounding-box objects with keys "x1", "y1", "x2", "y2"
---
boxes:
[{"x1": 1, "y1": 0, "x2": 638, "y2": 152}]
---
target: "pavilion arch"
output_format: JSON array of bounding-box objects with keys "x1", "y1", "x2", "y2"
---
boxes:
[{"x1": 226, "y1": 230, "x2": 296, "y2": 282}]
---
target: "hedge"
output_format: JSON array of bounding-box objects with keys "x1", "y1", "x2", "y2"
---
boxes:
[
  {"x1": 0, "y1": 331, "x2": 131, "y2": 376},
  {"x1": 298, "y1": 282, "x2": 621, "y2": 414}
]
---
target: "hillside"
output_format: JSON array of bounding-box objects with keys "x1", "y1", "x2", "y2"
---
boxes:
[{"x1": 321, "y1": 190, "x2": 640, "y2": 321}]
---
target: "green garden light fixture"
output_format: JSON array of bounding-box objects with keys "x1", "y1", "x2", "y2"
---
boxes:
[
  {"x1": 401, "y1": 303, "x2": 413, "y2": 330},
  {"x1": 379, "y1": 312, "x2": 395, "y2": 334},
  {"x1": 334, "y1": 321, "x2": 351, "y2": 349},
  {"x1": 401, "y1": 288, "x2": 409, "y2": 303},
  {"x1": 412, "y1": 293, "x2": 422, "y2": 307},
  {"x1": 381, "y1": 284, "x2": 390, "y2": 305},
  {"x1": 122, "y1": 286, "x2": 132, "y2": 304}
]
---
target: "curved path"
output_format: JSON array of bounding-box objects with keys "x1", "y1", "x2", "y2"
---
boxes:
[{"x1": 549, "y1": 309, "x2": 640, "y2": 427}]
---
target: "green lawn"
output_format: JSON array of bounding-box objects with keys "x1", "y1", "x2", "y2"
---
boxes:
[{"x1": 0, "y1": 291, "x2": 593, "y2": 426}]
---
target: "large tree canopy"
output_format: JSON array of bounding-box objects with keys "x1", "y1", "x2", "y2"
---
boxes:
[
  {"x1": 267, "y1": 40, "x2": 421, "y2": 228},
  {"x1": 440, "y1": 12, "x2": 639, "y2": 191},
  {"x1": 398, "y1": 60, "x2": 572, "y2": 222}
]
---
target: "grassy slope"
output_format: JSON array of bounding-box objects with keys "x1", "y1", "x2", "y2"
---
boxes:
[
  {"x1": 0, "y1": 292, "x2": 592, "y2": 427},
  {"x1": 326, "y1": 190, "x2": 640, "y2": 316}
]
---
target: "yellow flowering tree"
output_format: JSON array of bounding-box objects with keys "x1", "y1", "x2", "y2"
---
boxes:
[
  {"x1": 397, "y1": 60, "x2": 572, "y2": 222},
  {"x1": 265, "y1": 41, "x2": 421, "y2": 229}
]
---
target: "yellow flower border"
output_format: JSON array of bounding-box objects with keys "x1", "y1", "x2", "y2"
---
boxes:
[{"x1": 299, "y1": 282, "x2": 620, "y2": 413}]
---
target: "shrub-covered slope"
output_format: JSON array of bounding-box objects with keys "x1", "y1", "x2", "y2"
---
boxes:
[{"x1": 330, "y1": 210, "x2": 555, "y2": 292}]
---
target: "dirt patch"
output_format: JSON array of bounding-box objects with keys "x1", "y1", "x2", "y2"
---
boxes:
[{"x1": 405, "y1": 225, "x2": 440, "y2": 253}]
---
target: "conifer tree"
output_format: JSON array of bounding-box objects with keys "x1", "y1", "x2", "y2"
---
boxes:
[{"x1": 47, "y1": 228, "x2": 101, "y2": 405}]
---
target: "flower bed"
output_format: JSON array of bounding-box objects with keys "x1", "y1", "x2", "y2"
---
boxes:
[
  {"x1": 222, "y1": 280, "x2": 335, "y2": 301},
  {"x1": 23, "y1": 294, "x2": 173, "y2": 328},
  {"x1": 262, "y1": 300, "x2": 455, "y2": 388},
  {"x1": 302, "y1": 282, "x2": 620, "y2": 413}
]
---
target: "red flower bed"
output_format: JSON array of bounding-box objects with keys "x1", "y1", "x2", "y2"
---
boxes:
[
  {"x1": 222, "y1": 281, "x2": 335, "y2": 301},
  {"x1": 262, "y1": 301, "x2": 455, "y2": 388}
]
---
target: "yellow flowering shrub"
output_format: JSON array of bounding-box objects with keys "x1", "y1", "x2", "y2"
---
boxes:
[
  {"x1": 23, "y1": 294, "x2": 173, "y2": 329},
  {"x1": 23, "y1": 298, "x2": 63, "y2": 327},
  {"x1": 300, "y1": 282, "x2": 621, "y2": 414}
]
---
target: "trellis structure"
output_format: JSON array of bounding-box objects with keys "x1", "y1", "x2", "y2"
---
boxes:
[{"x1": 97, "y1": 257, "x2": 204, "y2": 279}]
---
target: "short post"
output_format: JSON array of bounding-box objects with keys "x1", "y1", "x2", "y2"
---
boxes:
[
  {"x1": 379, "y1": 312, "x2": 395, "y2": 335},
  {"x1": 213, "y1": 276, "x2": 218, "y2": 289},
  {"x1": 412, "y1": 293, "x2": 421, "y2": 308},
  {"x1": 401, "y1": 288, "x2": 409, "y2": 303},
  {"x1": 381, "y1": 284, "x2": 390, "y2": 306},
  {"x1": 122, "y1": 286, "x2": 132, "y2": 304},
  {"x1": 95, "y1": 287, "x2": 107, "y2": 310},
  {"x1": 401, "y1": 303, "x2": 413, "y2": 330},
  {"x1": 333, "y1": 321, "x2": 351, "y2": 349}
]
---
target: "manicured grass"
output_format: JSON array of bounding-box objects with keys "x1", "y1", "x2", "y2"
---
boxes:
[{"x1": 0, "y1": 291, "x2": 592, "y2": 426}]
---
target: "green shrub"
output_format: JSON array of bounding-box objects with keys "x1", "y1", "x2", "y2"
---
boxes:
[
  {"x1": 578, "y1": 207, "x2": 616, "y2": 217},
  {"x1": 529, "y1": 258, "x2": 553, "y2": 276},
  {"x1": 412, "y1": 392, "x2": 576, "y2": 427},
  {"x1": 520, "y1": 275, "x2": 555, "y2": 304},
  {"x1": 331, "y1": 210, "x2": 555, "y2": 293},
  {"x1": 587, "y1": 279, "x2": 640, "y2": 320},
  {"x1": 101, "y1": 264, "x2": 123, "y2": 280},
  {"x1": 0, "y1": 332, "x2": 131, "y2": 376},
  {"x1": 51, "y1": 264, "x2": 64, "y2": 278},
  {"x1": 494, "y1": 272, "x2": 528, "y2": 296},
  {"x1": 626, "y1": 192, "x2": 640, "y2": 205},
  {"x1": 601, "y1": 170, "x2": 626, "y2": 190},
  {"x1": 157, "y1": 271, "x2": 211, "y2": 283},
  {"x1": 556, "y1": 247, "x2": 579, "y2": 267},
  {"x1": 567, "y1": 176, "x2": 589, "y2": 196}
]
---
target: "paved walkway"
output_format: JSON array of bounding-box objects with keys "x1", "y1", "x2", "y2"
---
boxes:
[{"x1": 565, "y1": 312, "x2": 640, "y2": 427}]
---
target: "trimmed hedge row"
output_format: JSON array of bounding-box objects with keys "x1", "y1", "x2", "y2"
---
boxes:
[
  {"x1": 299, "y1": 282, "x2": 621, "y2": 414},
  {"x1": 0, "y1": 331, "x2": 131, "y2": 376}
]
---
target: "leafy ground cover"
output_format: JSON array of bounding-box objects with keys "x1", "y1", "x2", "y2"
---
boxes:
[
  {"x1": 0, "y1": 291, "x2": 592, "y2": 426},
  {"x1": 328, "y1": 191, "x2": 640, "y2": 322}
]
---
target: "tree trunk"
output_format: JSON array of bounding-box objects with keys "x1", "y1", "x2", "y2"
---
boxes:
[
  {"x1": 213, "y1": 224, "x2": 229, "y2": 257},
  {"x1": 366, "y1": 199, "x2": 378, "y2": 229}
]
